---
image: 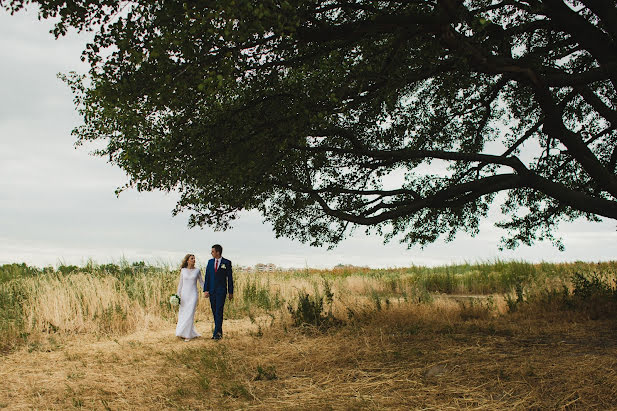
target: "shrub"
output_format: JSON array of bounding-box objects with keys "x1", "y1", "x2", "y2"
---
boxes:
[
  {"x1": 504, "y1": 281, "x2": 526, "y2": 313},
  {"x1": 0, "y1": 263, "x2": 40, "y2": 284},
  {"x1": 514, "y1": 272, "x2": 617, "y2": 318},
  {"x1": 571, "y1": 272, "x2": 616, "y2": 301},
  {"x1": 287, "y1": 288, "x2": 343, "y2": 331}
]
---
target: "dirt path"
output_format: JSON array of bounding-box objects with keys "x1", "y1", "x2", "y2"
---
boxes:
[{"x1": 0, "y1": 317, "x2": 266, "y2": 410}]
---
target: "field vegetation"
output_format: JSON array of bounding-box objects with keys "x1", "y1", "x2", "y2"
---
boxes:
[{"x1": 1, "y1": 260, "x2": 616, "y2": 409}]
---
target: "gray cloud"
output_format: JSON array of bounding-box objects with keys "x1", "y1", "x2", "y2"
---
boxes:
[{"x1": 1, "y1": 8, "x2": 615, "y2": 269}]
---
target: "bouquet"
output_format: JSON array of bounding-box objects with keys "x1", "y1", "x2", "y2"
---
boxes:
[{"x1": 169, "y1": 294, "x2": 181, "y2": 306}]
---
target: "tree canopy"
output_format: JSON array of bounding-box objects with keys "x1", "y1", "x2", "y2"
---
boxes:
[{"x1": 4, "y1": 0, "x2": 617, "y2": 249}]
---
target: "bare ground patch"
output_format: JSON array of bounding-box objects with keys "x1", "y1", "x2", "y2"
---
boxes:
[{"x1": 2, "y1": 308, "x2": 616, "y2": 410}]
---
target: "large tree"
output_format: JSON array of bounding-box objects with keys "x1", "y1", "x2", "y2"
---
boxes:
[{"x1": 4, "y1": 0, "x2": 617, "y2": 249}]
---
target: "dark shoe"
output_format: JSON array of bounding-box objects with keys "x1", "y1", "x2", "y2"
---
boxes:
[{"x1": 213, "y1": 333, "x2": 222, "y2": 340}]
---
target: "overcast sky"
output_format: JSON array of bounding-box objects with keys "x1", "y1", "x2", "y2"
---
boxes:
[{"x1": 1, "y1": 8, "x2": 616, "y2": 269}]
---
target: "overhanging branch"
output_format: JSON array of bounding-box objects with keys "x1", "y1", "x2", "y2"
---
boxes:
[{"x1": 307, "y1": 173, "x2": 523, "y2": 225}]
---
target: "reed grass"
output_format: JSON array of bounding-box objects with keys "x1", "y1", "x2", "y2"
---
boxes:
[{"x1": 1, "y1": 260, "x2": 616, "y2": 353}]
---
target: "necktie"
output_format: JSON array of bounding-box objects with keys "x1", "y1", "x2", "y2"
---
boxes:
[{"x1": 215, "y1": 259, "x2": 219, "y2": 272}]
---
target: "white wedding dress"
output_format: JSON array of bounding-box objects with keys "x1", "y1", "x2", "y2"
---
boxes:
[{"x1": 175, "y1": 267, "x2": 204, "y2": 339}]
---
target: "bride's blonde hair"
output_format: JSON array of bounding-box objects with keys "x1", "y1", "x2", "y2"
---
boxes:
[{"x1": 180, "y1": 254, "x2": 195, "y2": 269}]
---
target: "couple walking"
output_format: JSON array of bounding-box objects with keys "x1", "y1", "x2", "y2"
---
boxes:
[{"x1": 175, "y1": 244, "x2": 233, "y2": 341}]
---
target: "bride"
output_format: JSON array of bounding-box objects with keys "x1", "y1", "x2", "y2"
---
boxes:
[{"x1": 175, "y1": 254, "x2": 204, "y2": 341}]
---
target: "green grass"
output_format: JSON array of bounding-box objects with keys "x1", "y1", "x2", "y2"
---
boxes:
[
  {"x1": 240, "y1": 275, "x2": 283, "y2": 311},
  {"x1": 276, "y1": 259, "x2": 615, "y2": 295},
  {"x1": 0, "y1": 279, "x2": 29, "y2": 353},
  {"x1": 0, "y1": 263, "x2": 43, "y2": 284}
]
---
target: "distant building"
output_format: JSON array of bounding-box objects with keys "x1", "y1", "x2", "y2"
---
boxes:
[{"x1": 255, "y1": 263, "x2": 277, "y2": 272}]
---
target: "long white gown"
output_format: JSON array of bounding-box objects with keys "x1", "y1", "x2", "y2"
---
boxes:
[{"x1": 175, "y1": 267, "x2": 204, "y2": 339}]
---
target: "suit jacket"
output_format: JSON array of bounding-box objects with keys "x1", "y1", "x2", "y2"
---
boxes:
[{"x1": 203, "y1": 257, "x2": 233, "y2": 294}]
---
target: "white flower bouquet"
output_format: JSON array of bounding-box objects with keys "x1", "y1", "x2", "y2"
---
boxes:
[{"x1": 169, "y1": 294, "x2": 181, "y2": 306}]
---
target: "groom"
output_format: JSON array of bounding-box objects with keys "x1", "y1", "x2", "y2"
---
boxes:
[{"x1": 203, "y1": 244, "x2": 233, "y2": 340}]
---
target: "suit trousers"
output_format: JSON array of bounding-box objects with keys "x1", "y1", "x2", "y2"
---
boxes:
[{"x1": 209, "y1": 291, "x2": 226, "y2": 337}]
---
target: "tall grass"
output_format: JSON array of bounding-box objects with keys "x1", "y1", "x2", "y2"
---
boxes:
[
  {"x1": 0, "y1": 262, "x2": 177, "y2": 352},
  {"x1": 1, "y1": 260, "x2": 616, "y2": 353}
]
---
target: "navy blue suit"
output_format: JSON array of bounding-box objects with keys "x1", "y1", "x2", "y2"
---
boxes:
[{"x1": 203, "y1": 257, "x2": 233, "y2": 337}]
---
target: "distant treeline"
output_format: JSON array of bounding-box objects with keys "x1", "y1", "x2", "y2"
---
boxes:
[{"x1": 0, "y1": 261, "x2": 166, "y2": 283}]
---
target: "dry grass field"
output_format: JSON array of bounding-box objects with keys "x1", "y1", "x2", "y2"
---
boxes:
[{"x1": 1, "y1": 261, "x2": 616, "y2": 409}]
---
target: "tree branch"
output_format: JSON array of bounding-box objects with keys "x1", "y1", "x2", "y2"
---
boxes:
[
  {"x1": 308, "y1": 174, "x2": 523, "y2": 225},
  {"x1": 576, "y1": 85, "x2": 617, "y2": 127},
  {"x1": 577, "y1": 0, "x2": 617, "y2": 40},
  {"x1": 541, "y1": 0, "x2": 617, "y2": 89},
  {"x1": 527, "y1": 173, "x2": 617, "y2": 217}
]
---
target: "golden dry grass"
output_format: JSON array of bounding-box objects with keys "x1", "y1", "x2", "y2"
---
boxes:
[
  {"x1": 6, "y1": 269, "x2": 429, "y2": 346},
  {"x1": 1, "y1": 300, "x2": 616, "y2": 410},
  {"x1": 18, "y1": 272, "x2": 174, "y2": 335},
  {"x1": 2, "y1": 262, "x2": 616, "y2": 409}
]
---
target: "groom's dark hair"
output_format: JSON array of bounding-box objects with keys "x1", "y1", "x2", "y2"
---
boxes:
[{"x1": 212, "y1": 244, "x2": 223, "y2": 254}]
